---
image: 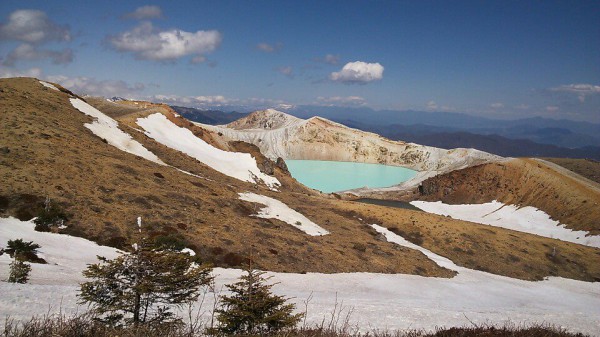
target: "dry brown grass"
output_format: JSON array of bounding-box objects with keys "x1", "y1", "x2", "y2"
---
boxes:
[
  {"x1": 0, "y1": 78, "x2": 449, "y2": 277},
  {"x1": 1, "y1": 77, "x2": 599, "y2": 282},
  {"x1": 1, "y1": 313, "x2": 589, "y2": 337},
  {"x1": 337, "y1": 200, "x2": 600, "y2": 281},
  {"x1": 415, "y1": 159, "x2": 600, "y2": 234},
  {"x1": 540, "y1": 157, "x2": 600, "y2": 184}
]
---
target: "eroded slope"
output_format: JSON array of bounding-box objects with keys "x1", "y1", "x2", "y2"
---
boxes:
[
  {"x1": 201, "y1": 109, "x2": 502, "y2": 182},
  {"x1": 2, "y1": 78, "x2": 599, "y2": 282}
]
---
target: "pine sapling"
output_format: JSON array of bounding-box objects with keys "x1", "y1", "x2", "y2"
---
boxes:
[
  {"x1": 8, "y1": 258, "x2": 31, "y2": 283},
  {"x1": 213, "y1": 265, "x2": 302, "y2": 335}
]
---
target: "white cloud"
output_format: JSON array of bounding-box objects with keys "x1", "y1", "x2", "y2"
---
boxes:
[
  {"x1": 330, "y1": 61, "x2": 384, "y2": 84},
  {"x1": 276, "y1": 103, "x2": 295, "y2": 110},
  {"x1": 426, "y1": 100, "x2": 438, "y2": 110},
  {"x1": 124, "y1": 5, "x2": 163, "y2": 20},
  {"x1": 276, "y1": 66, "x2": 293, "y2": 78},
  {"x1": 150, "y1": 94, "x2": 232, "y2": 106},
  {"x1": 1, "y1": 10, "x2": 73, "y2": 66},
  {"x1": 3, "y1": 43, "x2": 73, "y2": 66},
  {"x1": 549, "y1": 83, "x2": 600, "y2": 102},
  {"x1": 546, "y1": 106, "x2": 559, "y2": 112},
  {"x1": 317, "y1": 96, "x2": 366, "y2": 106},
  {"x1": 149, "y1": 94, "x2": 292, "y2": 110},
  {"x1": 46, "y1": 75, "x2": 145, "y2": 97},
  {"x1": 515, "y1": 104, "x2": 530, "y2": 110},
  {"x1": 490, "y1": 102, "x2": 504, "y2": 109},
  {"x1": 256, "y1": 42, "x2": 282, "y2": 53},
  {"x1": 107, "y1": 22, "x2": 222, "y2": 62},
  {"x1": 0, "y1": 67, "x2": 42, "y2": 78},
  {"x1": 323, "y1": 54, "x2": 339, "y2": 65},
  {"x1": 0, "y1": 9, "x2": 71, "y2": 44}
]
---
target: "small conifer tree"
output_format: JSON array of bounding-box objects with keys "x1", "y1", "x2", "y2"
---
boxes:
[
  {"x1": 33, "y1": 197, "x2": 68, "y2": 232},
  {"x1": 8, "y1": 258, "x2": 31, "y2": 283},
  {"x1": 213, "y1": 266, "x2": 302, "y2": 335},
  {"x1": 79, "y1": 217, "x2": 213, "y2": 326},
  {"x1": 5, "y1": 239, "x2": 41, "y2": 258},
  {"x1": 5, "y1": 238, "x2": 45, "y2": 264}
]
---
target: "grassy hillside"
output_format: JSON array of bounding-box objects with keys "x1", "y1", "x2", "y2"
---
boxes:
[
  {"x1": 541, "y1": 157, "x2": 600, "y2": 184},
  {"x1": 1, "y1": 77, "x2": 599, "y2": 282}
]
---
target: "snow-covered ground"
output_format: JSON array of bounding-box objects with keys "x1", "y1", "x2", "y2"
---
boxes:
[
  {"x1": 137, "y1": 113, "x2": 280, "y2": 189},
  {"x1": 1, "y1": 217, "x2": 599, "y2": 335},
  {"x1": 39, "y1": 80, "x2": 59, "y2": 91},
  {"x1": 69, "y1": 98, "x2": 165, "y2": 165},
  {"x1": 411, "y1": 200, "x2": 600, "y2": 248},
  {"x1": 238, "y1": 192, "x2": 329, "y2": 236},
  {"x1": 0, "y1": 217, "x2": 120, "y2": 285}
]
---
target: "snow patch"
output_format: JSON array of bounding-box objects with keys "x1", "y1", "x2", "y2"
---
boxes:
[
  {"x1": 136, "y1": 113, "x2": 280, "y2": 189},
  {"x1": 181, "y1": 248, "x2": 196, "y2": 256},
  {"x1": 372, "y1": 224, "x2": 458, "y2": 270},
  {"x1": 39, "y1": 80, "x2": 59, "y2": 91},
  {"x1": 69, "y1": 98, "x2": 165, "y2": 165},
  {"x1": 1, "y1": 217, "x2": 599, "y2": 335},
  {"x1": 410, "y1": 200, "x2": 600, "y2": 248},
  {"x1": 238, "y1": 192, "x2": 329, "y2": 236},
  {"x1": 0, "y1": 217, "x2": 120, "y2": 285}
]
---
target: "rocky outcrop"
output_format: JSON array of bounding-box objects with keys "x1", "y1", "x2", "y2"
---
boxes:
[{"x1": 200, "y1": 109, "x2": 503, "y2": 190}]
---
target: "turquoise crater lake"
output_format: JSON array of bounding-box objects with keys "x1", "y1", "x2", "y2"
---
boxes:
[{"x1": 285, "y1": 160, "x2": 418, "y2": 193}]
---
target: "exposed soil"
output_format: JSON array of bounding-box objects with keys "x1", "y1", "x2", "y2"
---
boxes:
[{"x1": 416, "y1": 158, "x2": 600, "y2": 235}]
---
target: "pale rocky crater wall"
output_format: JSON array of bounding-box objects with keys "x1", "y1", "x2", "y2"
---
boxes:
[{"x1": 200, "y1": 110, "x2": 502, "y2": 189}]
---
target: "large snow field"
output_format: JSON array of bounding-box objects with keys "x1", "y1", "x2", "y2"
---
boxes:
[
  {"x1": 411, "y1": 200, "x2": 600, "y2": 248},
  {"x1": 1, "y1": 217, "x2": 599, "y2": 335},
  {"x1": 69, "y1": 98, "x2": 165, "y2": 165},
  {"x1": 137, "y1": 113, "x2": 280, "y2": 189},
  {"x1": 238, "y1": 192, "x2": 329, "y2": 236}
]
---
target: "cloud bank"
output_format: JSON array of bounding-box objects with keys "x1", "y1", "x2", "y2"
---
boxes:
[
  {"x1": 550, "y1": 83, "x2": 600, "y2": 102},
  {"x1": 317, "y1": 96, "x2": 366, "y2": 106},
  {"x1": 3, "y1": 43, "x2": 73, "y2": 66},
  {"x1": 0, "y1": 10, "x2": 73, "y2": 66},
  {"x1": 0, "y1": 9, "x2": 71, "y2": 43},
  {"x1": 0, "y1": 67, "x2": 42, "y2": 79},
  {"x1": 330, "y1": 61, "x2": 384, "y2": 84},
  {"x1": 47, "y1": 75, "x2": 145, "y2": 97},
  {"x1": 107, "y1": 22, "x2": 221, "y2": 62}
]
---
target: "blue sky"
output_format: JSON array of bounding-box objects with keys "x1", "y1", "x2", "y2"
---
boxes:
[{"x1": 1, "y1": 1, "x2": 599, "y2": 122}]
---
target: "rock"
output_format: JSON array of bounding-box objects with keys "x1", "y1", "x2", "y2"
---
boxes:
[
  {"x1": 258, "y1": 158, "x2": 274, "y2": 175},
  {"x1": 276, "y1": 157, "x2": 289, "y2": 173},
  {"x1": 0, "y1": 147, "x2": 9, "y2": 154}
]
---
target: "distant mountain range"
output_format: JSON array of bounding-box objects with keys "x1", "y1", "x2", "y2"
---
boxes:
[
  {"x1": 171, "y1": 106, "x2": 248, "y2": 125},
  {"x1": 338, "y1": 120, "x2": 600, "y2": 160},
  {"x1": 288, "y1": 106, "x2": 600, "y2": 149},
  {"x1": 169, "y1": 105, "x2": 600, "y2": 160}
]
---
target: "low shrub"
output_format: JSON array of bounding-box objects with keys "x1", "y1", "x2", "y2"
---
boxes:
[
  {"x1": 1, "y1": 314, "x2": 590, "y2": 337},
  {"x1": 5, "y1": 239, "x2": 45, "y2": 263},
  {"x1": 33, "y1": 198, "x2": 68, "y2": 232}
]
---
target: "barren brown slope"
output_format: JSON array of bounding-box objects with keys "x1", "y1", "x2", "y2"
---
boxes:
[
  {"x1": 2, "y1": 78, "x2": 599, "y2": 282},
  {"x1": 336, "y1": 200, "x2": 600, "y2": 282},
  {"x1": 0, "y1": 77, "x2": 450, "y2": 277},
  {"x1": 416, "y1": 158, "x2": 600, "y2": 234},
  {"x1": 540, "y1": 157, "x2": 600, "y2": 185}
]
